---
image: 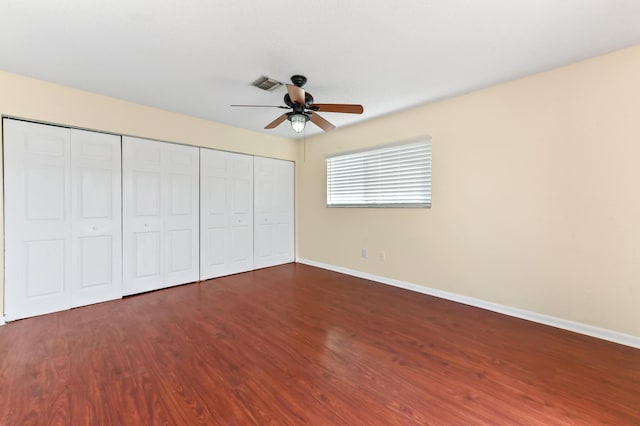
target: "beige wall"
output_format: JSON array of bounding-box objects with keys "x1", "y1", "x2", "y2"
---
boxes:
[
  {"x1": 297, "y1": 45, "x2": 640, "y2": 337},
  {"x1": 0, "y1": 70, "x2": 298, "y2": 315}
]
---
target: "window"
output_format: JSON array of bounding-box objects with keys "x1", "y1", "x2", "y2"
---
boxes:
[{"x1": 326, "y1": 138, "x2": 432, "y2": 208}]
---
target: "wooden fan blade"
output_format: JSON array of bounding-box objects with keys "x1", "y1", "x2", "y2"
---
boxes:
[
  {"x1": 310, "y1": 104, "x2": 364, "y2": 114},
  {"x1": 231, "y1": 104, "x2": 289, "y2": 109},
  {"x1": 286, "y1": 84, "x2": 306, "y2": 105},
  {"x1": 265, "y1": 114, "x2": 288, "y2": 129},
  {"x1": 309, "y1": 113, "x2": 336, "y2": 132}
]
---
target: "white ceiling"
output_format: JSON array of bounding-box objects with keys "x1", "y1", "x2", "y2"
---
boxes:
[{"x1": 1, "y1": 1, "x2": 640, "y2": 138}]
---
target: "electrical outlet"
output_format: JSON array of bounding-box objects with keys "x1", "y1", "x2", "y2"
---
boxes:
[
  {"x1": 379, "y1": 251, "x2": 386, "y2": 262},
  {"x1": 361, "y1": 248, "x2": 368, "y2": 258}
]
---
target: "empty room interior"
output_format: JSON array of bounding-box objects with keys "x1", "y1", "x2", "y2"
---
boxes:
[{"x1": 1, "y1": 1, "x2": 639, "y2": 424}]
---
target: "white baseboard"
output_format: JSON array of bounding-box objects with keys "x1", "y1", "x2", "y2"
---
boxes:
[
  {"x1": 0, "y1": 316, "x2": 5, "y2": 326},
  {"x1": 296, "y1": 258, "x2": 640, "y2": 349}
]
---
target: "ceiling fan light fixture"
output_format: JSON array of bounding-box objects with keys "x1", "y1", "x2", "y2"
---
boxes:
[{"x1": 289, "y1": 113, "x2": 308, "y2": 133}]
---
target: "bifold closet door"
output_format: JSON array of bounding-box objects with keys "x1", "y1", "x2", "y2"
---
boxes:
[
  {"x1": 122, "y1": 136, "x2": 199, "y2": 295},
  {"x1": 4, "y1": 120, "x2": 72, "y2": 320},
  {"x1": 200, "y1": 149, "x2": 253, "y2": 280},
  {"x1": 4, "y1": 119, "x2": 122, "y2": 321},
  {"x1": 70, "y1": 129, "x2": 122, "y2": 307},
  {"x1": 254, "y1": 157, "x2": 295, "y2": 269}
]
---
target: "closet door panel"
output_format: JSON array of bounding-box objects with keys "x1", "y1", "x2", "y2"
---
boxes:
[
  {"x1": 164, "y1": 143, "x2": 199, "y2": 286},
  {"x1": 4, "y1": 119, "x2": 72, "y2": 320},
  {"x1": 206, "y1": 173, "x2": 228, "y2": 271},
  {"x1": 254, "y1": 157, "x2": 274, "y2": 267},
  {"x1": 200, "y1": 149, "x2": 253, "y2": 280},
  {"x1": 229, "y1": 156, "x2": 254, "y2": 271},
  {"x1": 123, "y1": 137, "x2": 164, "y2": 295},
  {"x1": 70, "y1": 129, "x2": 122, "y2": 307},
  {"x1": 254, "y1": 157, "x2": 294, "y2": 269},
  {"x1": 200, "y1": 151, "x2": 227, "y2": 279},
  {"x1": 206, "y1": 176, "x2": 230, "y2": 272}
]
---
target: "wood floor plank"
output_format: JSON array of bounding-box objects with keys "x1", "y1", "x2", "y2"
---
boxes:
[{"x1": 0, "y1": 263, "x2": 639, "y2": 424}]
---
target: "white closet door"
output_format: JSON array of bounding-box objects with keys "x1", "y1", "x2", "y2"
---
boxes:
[
  {"x1": 200, "y1": 149, "x2": 253, "y2": 280},
  {"x1": 122, "y1": 136, "x2": 199, "y2": 295},
  {"x1": 254, "y1": 157, "x2": 295, "y2": 269},
  {"x1": 70, "y1": 129, "x2": 122, "y2": 307},
  {"x1": 164, "y1": 142, "x2": 200, "y2": 287},
  {"x1": 122, "y1": 137, "x2": 164, "y2": 294},
  {"x1": 4, "y1": 119, "x2": 72, "y2": 320}
]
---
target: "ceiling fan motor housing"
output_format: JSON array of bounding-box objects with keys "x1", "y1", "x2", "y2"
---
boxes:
[{"x1": 284, "y1": 92, "x2": 314, "y2": 111}]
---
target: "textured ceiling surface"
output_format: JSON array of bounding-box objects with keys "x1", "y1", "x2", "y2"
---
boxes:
[{"x1": 1, "y1": 1, "x2": 640, "y2": 138}]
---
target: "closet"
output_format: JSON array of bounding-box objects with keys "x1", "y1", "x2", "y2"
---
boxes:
[
  {"x1": 3, "y1": 119, "x2": 295, "y2": 320},
  {"x1": 122, "y1": 136, "x2": 200, "y2": 295},
  {"x1": 3, "y1": 119, "x2": 122, "y2": 321}
]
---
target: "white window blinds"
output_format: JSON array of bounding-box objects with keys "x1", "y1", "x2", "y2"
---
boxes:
[{"x1": 327, "y1": 139, "x2": 432, "y2": 208}]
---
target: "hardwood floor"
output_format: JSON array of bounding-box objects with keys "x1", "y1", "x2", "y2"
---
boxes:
[{"x1": 0, "y1": 263, "x2": 639, "y2": 425}]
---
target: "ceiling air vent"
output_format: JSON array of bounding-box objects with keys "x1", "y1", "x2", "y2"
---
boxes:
[{"x1": 251, "y1": 76, "x2": 282, "y2": 91}]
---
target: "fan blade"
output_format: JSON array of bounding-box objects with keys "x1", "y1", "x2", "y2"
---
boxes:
[
  {"x1": 309, "y1": 113, "x2": 336, "y2": 132},
  {"x1": 286, "y1": 84, "x2": 306, "y2": 105},
  {"x1": 310, "y1": 104, "x2": 364, "y2": 114},
  {"x1": 265, "y1": 114, "x2": 288, "y2": 129},
  {"x1": 231, "y1": 104, "x2": 289, "y2": 109}
]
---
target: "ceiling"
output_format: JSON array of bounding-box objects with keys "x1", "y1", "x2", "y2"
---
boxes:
[{"x1": 1, "y1": 1, "x2": 640, "y2": 139}]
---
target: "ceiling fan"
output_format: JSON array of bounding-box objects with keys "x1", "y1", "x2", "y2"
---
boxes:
[{"x1": 231, "y1": 75, "x2": 364, "y2": 133}]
